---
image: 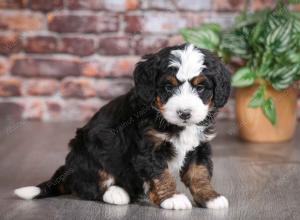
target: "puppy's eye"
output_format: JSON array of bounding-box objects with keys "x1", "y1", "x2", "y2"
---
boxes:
[
  {"x1": 195, "y1": 84, "x2": 205, "y2": 93},
  {"x1": 164, "y1": 84, "x2": 173, "y2": 92}
]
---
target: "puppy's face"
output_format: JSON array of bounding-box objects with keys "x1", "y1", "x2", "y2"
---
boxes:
[
  {"x1": 156, "y1": 75, "x2": 213, "y2": 126},
  {"x1": 134, "y1": 44, "x2": 231, "y2": 127}
]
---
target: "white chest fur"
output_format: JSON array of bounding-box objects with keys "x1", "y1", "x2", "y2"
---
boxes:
[{"x1": 168, "y1": 125, "x2": 201, "y2": 173}]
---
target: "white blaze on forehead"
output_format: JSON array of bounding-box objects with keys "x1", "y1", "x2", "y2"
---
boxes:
[{"x1": 169, "y1": 44, "x2": 206, "y2": 81}]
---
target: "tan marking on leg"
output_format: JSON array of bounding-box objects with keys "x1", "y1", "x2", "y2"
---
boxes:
[
  {"x1": 148, "y1": 170, "x2": 177, "y2": 205},
  {"x1": 181, "y1": 164, "x2": 219, "y2": 206},
  {"x1": 58, "y1": 184, "x2": 66, "y2": 194},
  {"x1": 98, "y1": 170, "x2": 115, "y2": 192},
  {"x1": 145, "y1": 129, "x2": 169, "y2": 150}
]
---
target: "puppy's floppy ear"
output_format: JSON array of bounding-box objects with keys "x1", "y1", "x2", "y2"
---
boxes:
[
  {"x1": 133, "y1": 54, "x2": 159, "y2": 103},
  {"x1": 212, "y1": 59, "x2": 231, "y2": 108}
]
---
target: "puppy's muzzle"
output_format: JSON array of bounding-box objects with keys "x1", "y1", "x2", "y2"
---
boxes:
[{"x1": 177, "y1": 109, "x2": 192, "y2": 120}]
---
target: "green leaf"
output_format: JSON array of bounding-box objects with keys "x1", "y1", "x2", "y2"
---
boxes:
[
  {"x1": 266, "y1": 20, "x2": 293, "y2": 54},
  {"x1": 262, "y1": 98, "x2": 277, "y2": 125},
  {"x1": 269, "y1": 65, "x2": 299, "y2": 90},
  {"x1": 288, "y1": 0, "x2": 300, "y2": 5},
  {"x1": 200, "y1": 23, "x2": 222, "y2": 33},
  {"x1": 232, "y1": 67, "x2": 256, "y2": 87},
  {"x1": 287, "y1": 52, "x2": 300, "y2": 63},
  {"x1": 248, "y1": 85, "x2": 265, "y2": 108},
  {"x1": 180, "y1": 24, "x2": 221, "y2": 52},
  {"x1": 220, "y1": 32, "x2": 250, "y2": 58},
  {"x1": 251, "y1": 20, "x2": 266, "y2": 44},
  {"x1": 293, "y1": 18, "x2": 300, "y2": 33}
]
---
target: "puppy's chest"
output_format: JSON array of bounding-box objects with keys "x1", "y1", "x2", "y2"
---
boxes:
[{"x1": 167, "y1": 125, "x2": 201, "y2": 172}]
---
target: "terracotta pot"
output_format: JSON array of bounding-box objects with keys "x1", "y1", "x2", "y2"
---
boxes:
[{"x1": 235, "y1": 83, "x2": 298, "y2": 143}]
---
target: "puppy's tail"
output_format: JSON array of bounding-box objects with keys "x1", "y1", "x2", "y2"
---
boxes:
[{"x1": 14, "y1": 165, "x2": 71, "y2": 200}]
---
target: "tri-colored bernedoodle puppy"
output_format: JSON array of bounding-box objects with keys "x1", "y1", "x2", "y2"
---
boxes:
[{"x1": 15, "y1": 43, "x2": 231, "y2": 210}]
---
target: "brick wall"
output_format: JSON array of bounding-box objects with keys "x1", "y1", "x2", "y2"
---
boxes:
[{"x1": 0, "y1": 0, "x2": 298, "y2": 121}]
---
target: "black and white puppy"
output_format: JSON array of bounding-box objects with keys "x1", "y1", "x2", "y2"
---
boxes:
[{"x1": 14, "y1": 43, "x2": 231, "y2": 210}]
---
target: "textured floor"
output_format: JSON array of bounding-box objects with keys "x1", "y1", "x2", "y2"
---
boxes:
[{"x1": 0, "y1": 120, "x2": 299, "y2": 220}]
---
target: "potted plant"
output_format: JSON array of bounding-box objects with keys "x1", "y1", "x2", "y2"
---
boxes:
[{"x1": 181, "y1": 1, "x2": 300, "y2": 142}]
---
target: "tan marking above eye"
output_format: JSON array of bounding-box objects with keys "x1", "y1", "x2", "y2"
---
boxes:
[
  {"x1": 165, "y1": 75, "x2": 179, "y2": 86},
  {"x1": 155, "y1": 96, "x2": 164, "y2": 112},
  {"x1": 191, "y1": 75, "x2": 205, "y2": 86}
]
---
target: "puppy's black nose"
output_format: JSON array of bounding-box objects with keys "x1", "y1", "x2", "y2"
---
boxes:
[{"x1": 177, "y1": 109, "x2": 191, "y2": 120}]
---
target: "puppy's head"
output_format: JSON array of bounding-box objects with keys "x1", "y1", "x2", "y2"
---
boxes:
[{"x1": 134, "y1": 43, "x2": 231, "y2": 127}]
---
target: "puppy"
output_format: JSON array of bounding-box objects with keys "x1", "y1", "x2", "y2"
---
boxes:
[{"x1": 14, "y1": 43, "x2": 231, "y2": 210}]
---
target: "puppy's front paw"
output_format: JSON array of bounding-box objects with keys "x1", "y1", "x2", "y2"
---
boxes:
[
  {"x1": 205, "y1": 196, "x2": 229, "y2": 209},
  {"x1": 160, "y1": 194, "x2": 192, "y2": 210},
  {"x1": 103, "y1": 186, "x2": 130, "y2": 205}
]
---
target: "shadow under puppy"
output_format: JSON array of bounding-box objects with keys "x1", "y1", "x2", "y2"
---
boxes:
[{"x1": 14, "y1": 43, "x2": 231, "y2": 210}]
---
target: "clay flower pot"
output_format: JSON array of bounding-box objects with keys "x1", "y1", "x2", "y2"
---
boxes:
[{"x1": 235, "y1": 84, "x2": 298, "y2": 143}]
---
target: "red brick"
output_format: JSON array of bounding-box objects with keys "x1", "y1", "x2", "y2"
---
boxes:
[
  {"x1": 98, "y1": 36, "x2": 132, "y2": 55},
  {"x1": 81, "y1": 57, "x2": 139, "y2": 78},
  {"x1": 29, "y1": 0, "x2": 63, "y2": 11},
  {"x1": 251, "y1": 0, "x2": 275, "y2": 11},
  {"x1": 81, "y1": 59, "x2": 111, "y2": 78},
  {"x1": 183, "y1": 13, "x2": 204, "y2": 28},
  {"x1": 103, "y1": 0, "x2": 139, "y2": 11},
  {"x1": 26, "y1": 79, "x2": 59, "y2": 96},
  {"x1": 45, "y1": 100, "x2": 62, "y2": 121},
  {"x1": 167, "y1": 35, "x2": 184, "y2": 46},
  {"x1": 0, "y1": 78, "x2": 21, "y2": 97},
  {"x1": 48, "y1": 13, "x2": 119, "y2": 33},
  {"x1": 125, "y1": 12, "x2": 201, "y2": 34},
  {"x1": 96, "y1": 79, "x2": 133, "y2": 100},
  {"x1": 142, "y1": 0, "x2": 175, "y2": 10},
  {"x1": 124, "y1": 0, "x2": 139, "y2": 10},
  {"x1": 175, "y1": 0, "x2": 211, "y2": 11},
  {"x1": 23, "y1": 99, "x2": 44, "y2": 120},
  {"x1": 61, "y1": 78, "x2": 97, "y2": 98},
  {"x1": 0, "y1": 11, "x2": 45, "y2": 31},
  {"x1": 61, "y1": 99, "x2": 105, "y2": 121},
  {"x1": 59, "y1": 37, "x2": 95, "y2": 56},
  {"x1": 0, "y1": 102, "x2": 23, "y2": 121},
  {"x1": 66, "y1": 0, "x2": 104, "y2": 10},
  {"x1": 213, "y1": 0, "x2": 246, "y2": 11},
  {"x1": 203, "y1": 13, "x2": 235, "y2": 29},
  {"x1": 142, "y1": 12, "x2": 187, "y2": 33},
  {"x1": 0, "y1": 33, "x2": 21, "y2": 54},
  {"x1": 0, "y1": 57, "x2": 10, "y2": 76},
  {"x1": 12, "y1": 57, "x2": 81, "y2": 78},
  {"x1": 23, "y1": 35, "x2": 57, "y2": 53},
  {"x1": 134, "y1": 36, "x2": 168, "y2": 55},
  {"x1": 124, "y1": 15, "x2": 142, "y2": 33},
  {"x1": 110, "y1": 57, "x2": 139, "y2": 77},
  {"x1": 76, "y1": 99, "x2": 106, "y2": 121},
  {"x1": 0, "y1": 0, "x2": 28, "y2": 8}
]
